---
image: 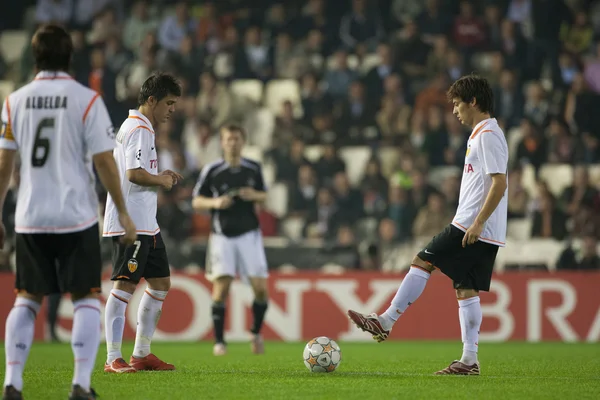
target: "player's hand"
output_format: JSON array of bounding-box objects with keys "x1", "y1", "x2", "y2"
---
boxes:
[
  {"x1": 160, "y1": 169, "x2": 184, "y2": 185},
  {"x1": 118, "y1": 213, "x2": 137, "y2": 246},
  {"x1": 214, "y1": 196, "x2": 233, "y2": 209},
  {"x1": 0, "y1": 221, "x2": 5, "y2": 250},
  {"x1": 239, "y1": 187, "x2": 257, "y2": 201},
  {"x1": 462, "y1": 221, "x2": 484, "y2": 247},
  {"x1": 159, "y1": 174, "x2": 174, "y2": 191}
]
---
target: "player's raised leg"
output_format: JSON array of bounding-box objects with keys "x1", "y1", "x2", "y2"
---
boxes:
[{"x1": 348, "y1": 256, "x2": 433, "y2": 342}]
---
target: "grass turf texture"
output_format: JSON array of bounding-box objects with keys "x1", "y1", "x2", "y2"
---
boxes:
[{"x1": 1, "y1": 342, "x2": 599, "y2": 399}]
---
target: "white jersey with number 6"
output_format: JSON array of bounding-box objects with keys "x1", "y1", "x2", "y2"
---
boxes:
[
  {"x1": 0, "y1": 71, "x2": 115, "y2": 234},
  {"x1": 102, "y1": 110, "x2": 160, "y2": 237},
  {"x1": 452, "y1": 117, "x2": 508, "y2": 247}
]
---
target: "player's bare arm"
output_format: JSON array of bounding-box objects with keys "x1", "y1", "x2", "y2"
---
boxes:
[
  {"x1": 93, "y1": 151, "x2": 137, "y2": 245},
  {"x1": 192, "y1": 195, "x2": 233, "y2": 210},
  {"x1": 127, "y1": 167, "x2": 177, "y2": 190},
  {"x1": 0, "y1": 148, "x2": 16, "y2": 249},
  {"x1": 462, "y1": 172, "x2": 507, "y2": 247}
]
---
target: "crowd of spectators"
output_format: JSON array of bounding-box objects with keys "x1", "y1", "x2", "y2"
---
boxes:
[{"x1": 0, "y1": 0, "x2": 599, "y2": 272}]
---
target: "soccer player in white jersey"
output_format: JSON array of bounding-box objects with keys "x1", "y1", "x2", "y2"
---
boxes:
[
  {"x1": 192, "y1": 124, "x2": 269, "y2": 356},
  {"x1": 102, "y1": 72, "x2": 183, "y2": 374},
  {"x1": 0, "y1": 25, "x2": 137, "y2": 400},
  {"x1": 348, "y1": 74, "x2": 509, "y2": 376}
]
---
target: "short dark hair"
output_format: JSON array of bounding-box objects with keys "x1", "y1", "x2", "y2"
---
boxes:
[
  {"x1": 220, "y1": 123, "x2": 246, "y2": 140},
  {"x1": 137, "y1": 72, "x2": 182, "y2": 106},
  {"x1": 447, "y1": 74, "x2": 494, "y2": 114},
  {"x1": 32, "y1": 24, "x2": 73, "y2": 72}
]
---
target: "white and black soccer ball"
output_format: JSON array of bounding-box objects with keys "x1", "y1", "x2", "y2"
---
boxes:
[{"x1": 303, "y1": 336, "x2": 342, "y2": 373}]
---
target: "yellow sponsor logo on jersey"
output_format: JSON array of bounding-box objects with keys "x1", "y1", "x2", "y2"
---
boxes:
[
  {"x1": 0, "y1": 121, "x2": 14, "y2": 141},
  {"x1": 465, "y1": 147, "x2": 470, "y2": 157},
  {"x1": 127, "y1": 259, "x2": 138, "y2": 273}
]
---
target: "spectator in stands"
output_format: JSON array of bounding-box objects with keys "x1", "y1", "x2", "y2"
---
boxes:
[
  {"x1": 105, "y1": 33, "x2": 134, "y2": 76},
  {"x1": 123, "y1": 0, "x2": 159, "y2": 52},
  {"x1": 557, "y1": 52, "x2": 580, "y2": 90},
  {"x1": 560, "y1": 9, "x2": 594, "y2": 57},
  {"x1": 445, "y1": 47, "x2": 465, "y2": 82},
  {"x1": 87, "y1": 7, "x2": 121, "y2": 45},
  {"x1": 274, "y1": 100, "x2": 311, "y2": 145},
  {"x1": 35, "y1": 0, "x2": 72, "y2": 26},
  {"x1": 507, "y1": 167, "x2": 529, "y2": 219},
  {"x1": 173, "y1": 34, "x2": 203, "y2": 91},
  {"x1": 70, "y1": 30, "x2": 91, "y2": 84},
  {"x1": 288, "y1": 164, "x2": 319, "y2": 217},
  {"x1": 364, "y1": 42, "x2": 396, "y2": 100},
  {"x1": 515, "y1": 117, "x2": 547, "y2": 173},
  {"x1": 483, "y1": 4, "x2": 502, "y2": 50},
  {"x1": 273, "y1": 32, "x2": 303, "y2": 79},
  {"x1": 324, "y1": 225, "x2": 361, "y2": 269},
  {"x1": 441, "y1": 172, "x2": 460, "y2": 209},
  {"x1": 493, "y1": 68, "x2": 524, "y2": 131},
  {"x1": 196, "y1": 70, "x2": 232, "y2": 130},
  {"x1": 422, "y1": 106, "x2": 447, "y2": 167},
  {"x1": 394, "y1": 20, "x2": 431, "y2": 81},
  {"x1": 531, "y1": 182, "x2": 568, "y2": 240},
  {"x1": 426, "y1": 36, "x2": 450, "y2": 79},
  {"x1": 273, "y1": 138, "x2": 311, "y2": 184},
  {"x1": 324, "y1": 49, "x2": 358, "y2": 100},
  {"x1": 158, "y1": 1, "x2": 197, "y2": 52},
  {"x1": 583, "y1": 42, "x2": 600, "y2": 94},
  {"x1": 238, "y1": 25, "x2": 272, "y2": 81},
  {"x1": 182, "y1": 118, "x2": 221, "y2": 169},
  {"x1": 386, "y1": 185, "x2": 416, "y2": 243},
  {"x1": 499, "y1": 18, "x2": 527, "y2": 71},
  {"x1": 546, "y1": 117, "x2": 582, "y2": 164},
  {"x1": 313, "y1": 144, "x2": 346, "y2": 186},
  {"x1": 376, "y1": 217, "x2": 403, "y2": 271},
  {"x1": 339, "y1": 0, "x2": 384, "y2": 52},
  {"x1": 414, "y1": 72, "x2": 450, "y2": 116},
  {"x1": 529, "y1": 0, "x2": 571, "y2": 85},
  {"x1": 304, "y1": 187, "x2": 339, "y2": 239},
  {"x1": 557, "y1": 235, "x2": 600, "y2": 270},
  {"x1": 88, "y1": 47, "x2": 119, "y2": 120},
  {"x1": 443, "y1": 110, "x2": 469, "y2": 167},
  {"x1": 332, "y1": 172, "x2": 364, "y2": 226},
  {"x1": 336, "y1": 80, "x2": 376, "y2": 144},
  {"x1": 560, "y1": 165, "x2": 600, "y2": 238},
  {"x1": 300, "y1": 72, "x2": 333, "y2": 127},
  {"x1": 452, "y1": 1, "x2": 487, "y2": 68},
  {"x1": 415, "y1": 0, "x2": 452, "y2": 45},
  {"x1": 412, "y1": 191, "x2": 452, "y2": 238},
  {"x1": 408, "y1": 169, "x2": 434, "y2": 210},
  {"x1": 361, "y1": 159, "x2": 388, "y2": 219},
  {"x1": 523, "y1": 81, "x2": 550, "y2": 128}
]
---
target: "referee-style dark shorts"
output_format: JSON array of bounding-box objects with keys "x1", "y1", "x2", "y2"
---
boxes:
[
  {"x1": 111, "y1": 232, "x2": 170, "y2": 284},
  {"x1": 417, "y1": 224, "x2": 499, "y2": 292},
  {"x1": 15, "y1": 224, "x2": 102, "y2": 295}
]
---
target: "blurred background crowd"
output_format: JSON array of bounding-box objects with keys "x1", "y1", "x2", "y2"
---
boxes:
[{"x1": 0, "y1": 0, "x2": 599, "y2": 274}]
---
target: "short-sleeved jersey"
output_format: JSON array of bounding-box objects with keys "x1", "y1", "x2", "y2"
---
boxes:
[
  {"x1": 193, "y1": 158, "x2": 267, "y2": 237},
  {"x1": 103, "y1": 110, "x2": 159, "y2": 237},
  {"x1": 0, "y1": 71, "x2": 115, "y2": 234},
  {"x1": 452, "y1": 118, "x2": 508, "y2": 247}
]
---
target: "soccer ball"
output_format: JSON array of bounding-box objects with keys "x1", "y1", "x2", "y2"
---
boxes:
[{"x1": 303, "y1": 336, "x2": 342, "y2": 373}]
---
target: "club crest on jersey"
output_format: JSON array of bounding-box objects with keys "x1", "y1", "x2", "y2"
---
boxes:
[
  {"x1": 0, "y1": 122, "x2": 13, "y2": 140},
  {"x1": 127, "y1": 259, "x2": 138, "y2": 273}
]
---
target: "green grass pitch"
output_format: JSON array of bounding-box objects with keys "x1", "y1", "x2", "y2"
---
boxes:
[{"x1": 1, "y1": 341, "x2": 599, "y2": 399}]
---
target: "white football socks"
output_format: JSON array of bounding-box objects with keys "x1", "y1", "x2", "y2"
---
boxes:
[
  {"x1": 379, "y1": 267, "x2": 431, "y2": 330},
  {"x1": 458, "y1": 296, "x2": 481, "y2": 365},
  {"x1": 132, "y1": 288, "x2": 167, "y2": 358},
  {"x1": 4, "y1": 297, "x2": 40, "y2": 391},
  {"x1": 105, "y1": 289, "x2": 132, "y2": 363},
  {"x1": 71, "y1": 298, "x2": 101, "y2": 392}
]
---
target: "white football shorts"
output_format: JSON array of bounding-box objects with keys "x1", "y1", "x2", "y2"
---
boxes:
[{"x1": 205, "y1": 229, "x2": 268, "y2": 282}]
